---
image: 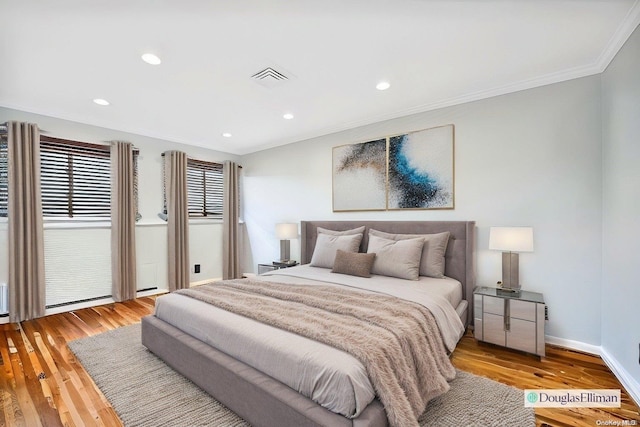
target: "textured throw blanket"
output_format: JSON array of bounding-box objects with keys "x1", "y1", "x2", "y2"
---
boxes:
[{"x1": 177, "y1": 279, "x2": 456, "y2": 427}]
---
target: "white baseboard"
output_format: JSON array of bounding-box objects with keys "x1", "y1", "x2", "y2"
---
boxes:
[
  {"x1": 546, "y1": 334, "x2": 640, "y2": 408},
  {"x1": 545, "y1": 334, "x2": 601, "y2": 355},
  {"x1": 600, "y1": 347, "x2": 640, "y2": 408}
]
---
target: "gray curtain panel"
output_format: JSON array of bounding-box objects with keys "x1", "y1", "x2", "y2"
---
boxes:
[
  {"x1": 111, "y1": 141, "x2": 137, "y2": 301},
  {"x1": 7, "y1": 121, "x2": 46, "y2": 322},
  {"x1": 223, "y1": 161, "x2": 241, "y2": 279},
  {"x1": 164, "y1": 151, "x2": 190, "y2": 291}
]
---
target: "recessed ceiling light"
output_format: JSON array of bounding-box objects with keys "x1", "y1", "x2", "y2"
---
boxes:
[
  {"x1": 283, "y1": 113, "x2": 294, "y2": 120},
  {"x1": 93, "y1": 98, "x2": 110, "y2": 106},
  {"x1": 376, "y1": 81, "x2": 391, "y2": 91},
  {"x1": 222, "y1": 132, "x2": 232, "y2": 138},
  {"x1": 141, "y1": 53, "x2": 161, "y2": 65}
]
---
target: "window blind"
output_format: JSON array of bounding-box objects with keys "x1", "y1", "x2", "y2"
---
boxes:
[
  {"x1": 40, "y1": 136, "x2": 112, "y2": 218},
  {"x1": 162, "y1": 157, "x2": 224, "y2": 218},
  {"x1": 187, "y1": 159, "x2": 224, "y2": 218},
  {"x1": 0, "y1": 126, "x2": 7, "y2": 217}
]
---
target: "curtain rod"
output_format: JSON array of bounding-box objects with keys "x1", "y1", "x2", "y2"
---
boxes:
[{"x1": 160, "y1": 152, "x2": 242, "y2": 168}]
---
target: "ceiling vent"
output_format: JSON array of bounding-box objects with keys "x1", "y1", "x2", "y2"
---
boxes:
[{"x1": 251, "y1": 67, "x2": 292, "y2": 88}]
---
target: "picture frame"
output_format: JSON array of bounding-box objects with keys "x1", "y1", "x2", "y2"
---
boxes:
[{"x1": 332, "y1": 124, "x2": 454, "y2": 212}]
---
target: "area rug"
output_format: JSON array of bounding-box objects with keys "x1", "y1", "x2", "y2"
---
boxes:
[{"x1": 68, "y1": 323, "x2": 535, "y2": 427}]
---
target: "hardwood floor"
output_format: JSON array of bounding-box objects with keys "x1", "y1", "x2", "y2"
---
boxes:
[
  {"x1": 0, "y1": 296, "x2": 638, "y2": 426},
  {"x1": 452, "y1": 332, "x2": 640, "y2": 426}
]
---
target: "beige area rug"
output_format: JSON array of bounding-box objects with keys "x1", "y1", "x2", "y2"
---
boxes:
[{"x1": 68, "y1": 323, "x2": 535, "y2": 427}]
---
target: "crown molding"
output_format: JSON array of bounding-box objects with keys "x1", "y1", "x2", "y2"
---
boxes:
[{"x1": 596, "y1": 0, "x2": 640, "y2": 72}]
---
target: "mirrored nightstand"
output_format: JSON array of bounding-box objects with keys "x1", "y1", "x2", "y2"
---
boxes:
[{"x1": 474, "y1": 286, "x2": 546, "y2": 357}]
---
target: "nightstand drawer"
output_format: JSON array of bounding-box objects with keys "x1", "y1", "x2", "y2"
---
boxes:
[
  {"x1": 483, "y1": 295, "x2": 504, "y2": 316},
  {"x1": 483, "y1": 313, "x2": 506, "y2": 346},
  {"x1": 507, "y1": 318, "x2": 536, "y2": 354},
  {"x1": 510, "y1": 299, "x2": 536, "y2": 321}
]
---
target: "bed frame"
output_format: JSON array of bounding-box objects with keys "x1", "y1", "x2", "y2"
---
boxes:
[{"x1": 142, "y1": 220, "x2": 476, "y2": 427}]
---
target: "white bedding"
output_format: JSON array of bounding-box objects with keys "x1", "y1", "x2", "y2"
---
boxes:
[{"x1": 153, "y1": 265, "x2": 465, "y2": 418}]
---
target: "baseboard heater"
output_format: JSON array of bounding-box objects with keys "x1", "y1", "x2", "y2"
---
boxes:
[{"x1": 45, "y1": 287, "x2": 159, "y2": 309}]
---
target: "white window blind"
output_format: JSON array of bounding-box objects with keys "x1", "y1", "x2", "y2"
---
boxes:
[{"x1": 44, "y1": 228, "x2": 112, "y2": 308}]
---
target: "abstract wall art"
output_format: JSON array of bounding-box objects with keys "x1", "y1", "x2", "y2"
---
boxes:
[
  {"x1": 387, "y1": 125, "x2": 454, "y2": 209},
  {"x1": 332, "y1": 124, "x2": 454, "y2": 212},
  {"x1": 332, "y1": 138, "x2": 387, "y2": 211}
]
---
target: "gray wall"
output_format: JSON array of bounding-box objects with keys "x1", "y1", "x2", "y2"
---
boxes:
[
  {"x1": 241, "y1": 75, "x2": 603, "y2": 347},
  {"x1": 601, "y1": 24, "x2": 640, "y2": 402}
]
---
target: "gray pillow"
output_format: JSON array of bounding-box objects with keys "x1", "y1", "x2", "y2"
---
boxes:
[
  {"x1": 369, "y1": 229, "x2": 450, "y2": 278},
  {"x1": 317, "y1": 226, "x2": 366, "y2": 236},
  {"x1": 310, "y1": 233, "x2": 363, "y2": 269},
  {"x1": 366, "y1": 234, "x2": 424, "y2": 280},
  {"x1": 331, "y1": 250, "x2": 376, "y2": 278}
]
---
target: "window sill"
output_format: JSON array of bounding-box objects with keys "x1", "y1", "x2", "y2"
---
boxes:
[{"x1": 44, "y1": 220, "x2": 111, "y2": 229}]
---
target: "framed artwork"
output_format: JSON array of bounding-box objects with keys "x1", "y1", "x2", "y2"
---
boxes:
[
  {"x1": 388, "y1": 125, "x2": 454, "y2": 209},
  {"x1": 332, "y1": 138, "x2": 387, "y2": 211},
  {"x1": 332, "y1": 124, "x2": 454, "y2": 212}
]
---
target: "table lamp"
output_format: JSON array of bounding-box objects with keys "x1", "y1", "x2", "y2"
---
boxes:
[
  {"x1": 489, "y1": 226, "x2": 534, "y2": 292},
  {"x1": 275, "y1": 223, "x2": 298, "y2": 262}
]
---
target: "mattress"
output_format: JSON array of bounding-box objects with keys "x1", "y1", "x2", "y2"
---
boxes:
[{"x1": 153, "y1": 265, "x2": 465, "y2": 418}]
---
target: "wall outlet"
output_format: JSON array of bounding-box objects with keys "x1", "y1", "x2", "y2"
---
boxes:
[{"x1": 194, "y1": 264, "x2": 201, "y2": 274}]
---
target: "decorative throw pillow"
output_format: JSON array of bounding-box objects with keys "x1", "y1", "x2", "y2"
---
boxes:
[
  {"x1": 331, "y1": 250, "x2": 376, "y2": 278},
  {"x1": 309, "y1": 233, "x2": 363, "y2": 269},
  {"x1": 368, "y1": 229, "x2": 450, "y2": 278},
  {"x1": 366, "y1": 234, "x2": 424, "y2": 280}
]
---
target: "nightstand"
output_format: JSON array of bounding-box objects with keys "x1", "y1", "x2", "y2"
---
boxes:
[
  {"x1": 474, "y1": 286, "x2": 545, "y2": 357},
  {"x1": 257, "y1": 261, "x2": 299, "y2": 275}
]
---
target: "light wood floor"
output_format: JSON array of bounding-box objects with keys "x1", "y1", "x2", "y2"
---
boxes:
[{"x1": 1, "y1": 296, "x2": 638, "y2": 426}]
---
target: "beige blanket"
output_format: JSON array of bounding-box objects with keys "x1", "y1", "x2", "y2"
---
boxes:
[{"x1": 178, "y1": 279, "x2": 456, "y2": 427}]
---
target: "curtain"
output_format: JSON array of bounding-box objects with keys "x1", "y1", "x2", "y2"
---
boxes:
[
  {"x1": 223, "y1": 161, "x2": 241, "y2": 279},
  {"x1": 7, "y1": 121, "x2": 46, "y2": 322},
  {"x1": 111, "y1": 141, "x2": 137, "y2": 301},
  {"x1": 164, "y1": 151, "x2": 190, "y2": 291}
]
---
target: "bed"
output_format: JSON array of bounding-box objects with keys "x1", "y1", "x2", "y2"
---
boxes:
[{"x1": 141, "y1": 220, "x2": 476, "y2": 427}]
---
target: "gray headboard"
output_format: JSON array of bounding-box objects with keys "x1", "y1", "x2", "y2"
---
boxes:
[{"x1": 301, "y1": 220, "x2": 476, "y2": 325}]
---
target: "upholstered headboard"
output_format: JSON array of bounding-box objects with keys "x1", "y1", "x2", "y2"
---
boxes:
[{"x1": 301, "y1": 220, "x2": 476, "y2": 325}]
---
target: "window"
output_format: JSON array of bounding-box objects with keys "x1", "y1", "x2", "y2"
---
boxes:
[
  {"x1": 0, "y1": 134, "x2": 139, "y2": 219},
  {"x1": 162, "y1": 157, "x2": 224, "y2": 218},
  {"x1": 187, "y1": 159, "x2": 224, "y2": 218},
  {"x1": 40, "y1": 136, "x2": 113, "y2": 218}
]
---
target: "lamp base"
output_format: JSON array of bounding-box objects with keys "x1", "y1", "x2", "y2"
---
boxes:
[
  {"x1": 279, "y1": 240, "x2": 291, "y2": 263},
  {"x1": 501, "y1": 251, "x2": 521, "y2": 290}
]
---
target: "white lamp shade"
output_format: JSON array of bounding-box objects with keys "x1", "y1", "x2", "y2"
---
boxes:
[
  {"x1": 275, "y1": 223, "x2": 298, "y2": 240},
  {"x1": 489, "y1": 227, "x2": 534, "y2": 252}
]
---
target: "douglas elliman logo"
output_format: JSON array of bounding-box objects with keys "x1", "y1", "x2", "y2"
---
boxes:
[{"x1": 524, "y1": 389, "x2": 620, "y2": 408}]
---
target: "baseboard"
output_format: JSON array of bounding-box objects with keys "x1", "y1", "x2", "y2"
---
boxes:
[
  {"x1": 545, "y1": 334, "x2": 640, "y2": 408},
  {"x1": 545, "y1": 334, "x2": 601, "y2": 355},
  {"x1": 600, "y1": 347, "x2": 640, "y2": 408}
]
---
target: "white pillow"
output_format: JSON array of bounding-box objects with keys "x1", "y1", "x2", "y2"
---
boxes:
[
  {"x1": 366, "y1": 234, "x2": 424, "y2": 280},
  {"x1": 310, "y1": 233, "x2": 363, "y2": 269}
]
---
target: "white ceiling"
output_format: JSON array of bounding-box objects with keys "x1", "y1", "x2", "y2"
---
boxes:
[{"x1": 1, "y1": 1, "x2": 639, "y2": 155}]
